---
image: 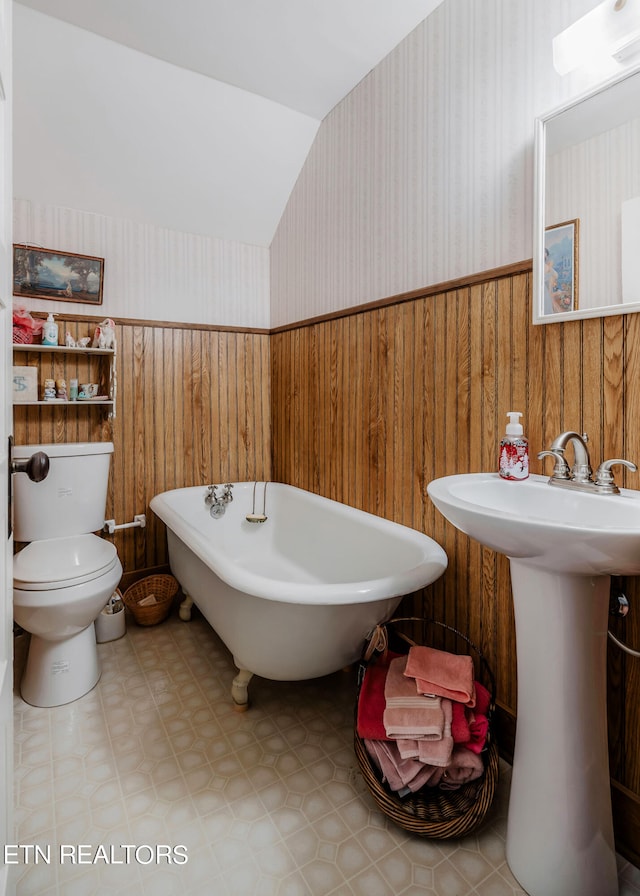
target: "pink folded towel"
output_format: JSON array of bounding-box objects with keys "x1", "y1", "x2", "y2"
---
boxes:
[
  {"x1": 365, "y1": 739, "x2": 485, "y2": 794},
  {"x1": 404, "y1": 646, "x2": 476, "y2": 707},
  {"x1": 384, "y1": 656, "x2": 432, "y2": 707},
  {"x1": 412, "y1": 698, "x2": 453, "y2": 767},
  {"x1": 395, "y1": 738, "x2": 419, "y2": 759},
  {"x1": 356, "y1": 651, "x2": 401, "y2": 740},
  {"x1": 383, "y1": 657, "x2": 445, "y2": 739},
  {"x1": 463, "y1": 712, "x2": 489, "y2": 754},
  {"x1": 474, "y1": 681, "x2": 492, "y2": 715},
  {"x1": 364, "y1": 739, "x2": 444, "y2": 792},
  {"x1": 451, "y1": 701, "x2": 471, "y2": 744},
  {"x1": 439, "y1": 746, "x2": 485, "y2": 790},
  {"x1": 394, "y1": 710, "x2": 455, "y2": 766},
  {"x1": 383, "y1": 702, "x2": 444, "y2": 739},
  {"x1": 460, "y1": 681, "x2": 491, "y2": 753}
]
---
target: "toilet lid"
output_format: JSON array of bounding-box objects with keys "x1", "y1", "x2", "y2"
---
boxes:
[{"x1": 13, "y1": 534, "x2": 119, "y2": 590}]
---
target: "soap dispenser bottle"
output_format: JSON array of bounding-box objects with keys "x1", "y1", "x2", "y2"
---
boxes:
[
  {"x1": 499, "y1": 411, "x2": 529, "y2": 481},
  {"x1": 41, "y1": 312, "x2": 59, "y2": 346}
]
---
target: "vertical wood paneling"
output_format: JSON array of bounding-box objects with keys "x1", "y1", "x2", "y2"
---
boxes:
[
  {"x1": 345, "y1": 316, "x2": 357, "y2": 510},
  {"x1": 412, "y1": 301, "x2": 426, "y2": 528},
  {"x1": 349, "y1": 317, "x2": 360, "y2": 505},
  {"x1": 604, "y1": 314, "x2": 624, "y2": 463},
  {"x1": 582, "y1": 319, "x2": 603, "y2": 456},
  {"x1": 511, "y1": 276, "x2": 528, "y2": 418},
  {"x1": 270, "y1": 265, "x2": 640, "y2": 857},
  {"x1": 493, "y1": 277, "x2": 516, "y2": 707},
  {"x1": 542, "y1": 324, "x2": 563, "y2": 447},
  {"x1": 13, "y1": 320, "x2": 272, "y2": 577},
  {"x1": 454, "y1": 289, "x2": 471, "y2": 650},
  {"x1": 622, "y1": 311, "x2": 640, "y2": 798},
  {"x1": 400, "y1": 303, "x2": 414, "y2": 529},
  {"x1": 430, "y1": 293, "x2": 447, "y2": 631}
]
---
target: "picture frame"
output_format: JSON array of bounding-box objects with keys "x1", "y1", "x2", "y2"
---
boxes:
[
  {"x1": 13, "y1": 245, "x2": 104, "y2": 305},
  {"x1": 544, "y1": 219, "x2": 579, "y2": 314},
  {"x1": 12, "y1": 366, "x2": 38, "y2": 403}
]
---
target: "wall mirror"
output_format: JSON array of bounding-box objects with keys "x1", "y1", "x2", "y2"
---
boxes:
[{"x1": 533, "y1": 63, "x2": 640, "y2": 324}]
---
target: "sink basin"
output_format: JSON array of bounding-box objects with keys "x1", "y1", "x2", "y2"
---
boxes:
[
  {"x1": 427, "y1": 472, "x2": 634, "y2": 896},
  {"x1": 427, "y1": 471, "x2": 640, "y2": 575}
]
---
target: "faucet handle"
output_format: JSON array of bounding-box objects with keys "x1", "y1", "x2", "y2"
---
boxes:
[
  {"x1": 537, "y1": 449, "x2": 571, "y2": 480},
  {"x1": 594, "y1": 458, "x2": 638, "y2": 494}
]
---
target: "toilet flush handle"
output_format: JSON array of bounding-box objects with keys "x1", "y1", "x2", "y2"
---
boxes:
[
  {"x1": 7, "y1": 436, "x2": 50, "y2": 539},
  {"x1": 11, "y1": 450, "x2": 50, "y2": 482}
]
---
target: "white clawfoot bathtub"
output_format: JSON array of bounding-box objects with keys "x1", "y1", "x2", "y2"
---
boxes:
[{"x1": 150, "y1": 483, "x2": 447, "y2": 709}]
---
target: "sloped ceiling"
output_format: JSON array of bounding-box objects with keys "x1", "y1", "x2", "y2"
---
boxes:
[{"x1": 13, "y1": 0, "x2": 445, "y2": 246}]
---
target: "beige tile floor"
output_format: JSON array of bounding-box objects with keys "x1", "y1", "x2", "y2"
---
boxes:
[{"x1": 11, "y1": 609, "x2": 640, "y2": 896}]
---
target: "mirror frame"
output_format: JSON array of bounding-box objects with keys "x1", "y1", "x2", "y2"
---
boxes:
[{"x1": 533, "y1": 62, "x2": 640, "y2": 325}]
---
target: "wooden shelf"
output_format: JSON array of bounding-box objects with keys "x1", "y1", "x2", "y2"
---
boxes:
[
  {"x1": 14, "y1": 400, "x2": 114, "y2": 407},
  {"x1": 13, "y1": 344, "x2": 115, "y2": 356},
  {"x1": 12, "y1": 342, "x2": 117, "y2": 417}
]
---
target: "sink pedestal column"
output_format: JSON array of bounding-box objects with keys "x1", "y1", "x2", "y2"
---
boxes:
[{"x1": 507, "y1": 561, "x2": 617, "y2": 896}]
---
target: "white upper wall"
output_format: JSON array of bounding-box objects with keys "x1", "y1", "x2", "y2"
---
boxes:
[
  {"x1": 15, "y1": 0, "x2": 615, "y2": 329},
  {"x1": 270, "y1": 0, "x2": 609, "y2": 327},
  {"x1": 12, "y1": 2, "x2": 445, "y2": 328},
  {"x1": 13, "y1": 199, "x2": 271, "y2": 329},
  {"x1": 13, "y1": 4, "x2": 319, "y2": 249}
]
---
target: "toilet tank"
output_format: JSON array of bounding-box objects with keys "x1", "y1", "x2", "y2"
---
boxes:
[{"x1": 13, "y1": 442, "x2": 114, "y2": 542}]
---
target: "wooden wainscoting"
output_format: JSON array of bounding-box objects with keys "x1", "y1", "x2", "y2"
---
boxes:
[
  {"x1": 12, "y1": 317, "x2": 272, "y2": 576},
  {"x1": 270, "y1": 264, "x2": 640, "y2": 862}
]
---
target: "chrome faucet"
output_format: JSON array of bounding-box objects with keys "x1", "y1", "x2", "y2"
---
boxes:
[
  {"x1": 550, "y1": 431, "x2": 592, "y2": 482},
  {"x1": 538, "y1": 431, "x2": 637, "y2": 494},
  {"x1": 204, "y1": 483, "x2": 234, "y2": 518}
]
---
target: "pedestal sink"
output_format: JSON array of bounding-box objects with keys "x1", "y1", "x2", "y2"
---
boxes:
[{"x1": 427, "y1": 472, "x2": 640, "y2": 896}]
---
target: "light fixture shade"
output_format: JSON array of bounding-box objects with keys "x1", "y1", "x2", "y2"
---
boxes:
[{"x1": 553, "y1": 0, "x2": 640, "y2": 75}]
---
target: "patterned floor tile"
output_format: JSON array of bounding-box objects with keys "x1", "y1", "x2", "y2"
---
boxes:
[{"x1": 11, "y1": 610, "x2": 637, "y2": 895}]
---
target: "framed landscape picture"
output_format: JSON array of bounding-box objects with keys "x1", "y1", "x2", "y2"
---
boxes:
[{"x1": 13, "y1": 245, "x2": 104, "y2": 305}]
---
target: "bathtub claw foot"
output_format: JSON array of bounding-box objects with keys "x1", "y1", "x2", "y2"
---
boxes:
[
  {"x1": 231, "y1": 668, "x2": 254, "y2": 710},
  {"x1": 179, "y1": 593, "x2": 194, "y2": 622}
]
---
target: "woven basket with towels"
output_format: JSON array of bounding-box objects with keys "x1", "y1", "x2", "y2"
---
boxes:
[{"x1": 354, "y1": 617, "x2": 499, "y2": 839}]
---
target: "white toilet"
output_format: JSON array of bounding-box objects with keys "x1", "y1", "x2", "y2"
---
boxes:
[{"x1": 13, "y1": 442, "x2": 123, "y2": 707}]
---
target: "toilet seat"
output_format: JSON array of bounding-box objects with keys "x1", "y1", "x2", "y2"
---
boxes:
[{"x1": 13, "y1": 534, "x2": 119, "y2": 591}]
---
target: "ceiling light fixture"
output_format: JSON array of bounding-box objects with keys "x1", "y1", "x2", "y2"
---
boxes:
[{"x1": 553, "y1": 0, "x2": 640, "y2": 75}]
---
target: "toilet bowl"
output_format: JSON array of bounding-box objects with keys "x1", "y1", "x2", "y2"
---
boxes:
[{"x1": 12, "y1": 442, "x2": 123, "y2": 707}]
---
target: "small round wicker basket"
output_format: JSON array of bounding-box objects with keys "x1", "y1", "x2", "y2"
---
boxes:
[
  {"x1": 354, "y1": 617, "x2": 499, "y2": 839},
  {"x1": 122, "y1": 574, "x2": 178, "y2": 626}
]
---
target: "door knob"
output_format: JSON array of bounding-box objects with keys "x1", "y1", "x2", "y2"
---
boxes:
[{"x1": 11, "y1": 451, "x2": 50, "y2": 482}]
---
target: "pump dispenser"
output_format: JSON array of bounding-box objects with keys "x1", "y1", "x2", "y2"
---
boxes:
[
  {"x1": 499, "y1": 411, "x2": 529, "y2": 480},
  {"x1": 41, "y1": 312, "x2": 59, "y2": 346}
]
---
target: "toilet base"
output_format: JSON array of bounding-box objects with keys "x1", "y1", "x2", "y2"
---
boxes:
[{"x1": 21, "y1": 624, "x2": 101, "y2": 707}]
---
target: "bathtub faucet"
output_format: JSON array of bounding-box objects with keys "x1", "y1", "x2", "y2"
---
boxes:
[{"x1": 204, "y1": 483, "x2": 234, "y2": 518}]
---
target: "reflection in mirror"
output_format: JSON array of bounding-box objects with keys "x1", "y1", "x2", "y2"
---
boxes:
[{"x1": 533, "y1": 63, "x2": 640, "y2": 324}]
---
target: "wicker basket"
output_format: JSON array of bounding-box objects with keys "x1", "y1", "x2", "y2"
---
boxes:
[
  {"x1": 354, "y1": 617, "x2": 499, "y2": 839},
  {"x1": 122, "y1": 574, "x2": 178, "y2": 626},
  {"x1": 13, "y1": 327, "x2": 34, "y2": 344}
]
